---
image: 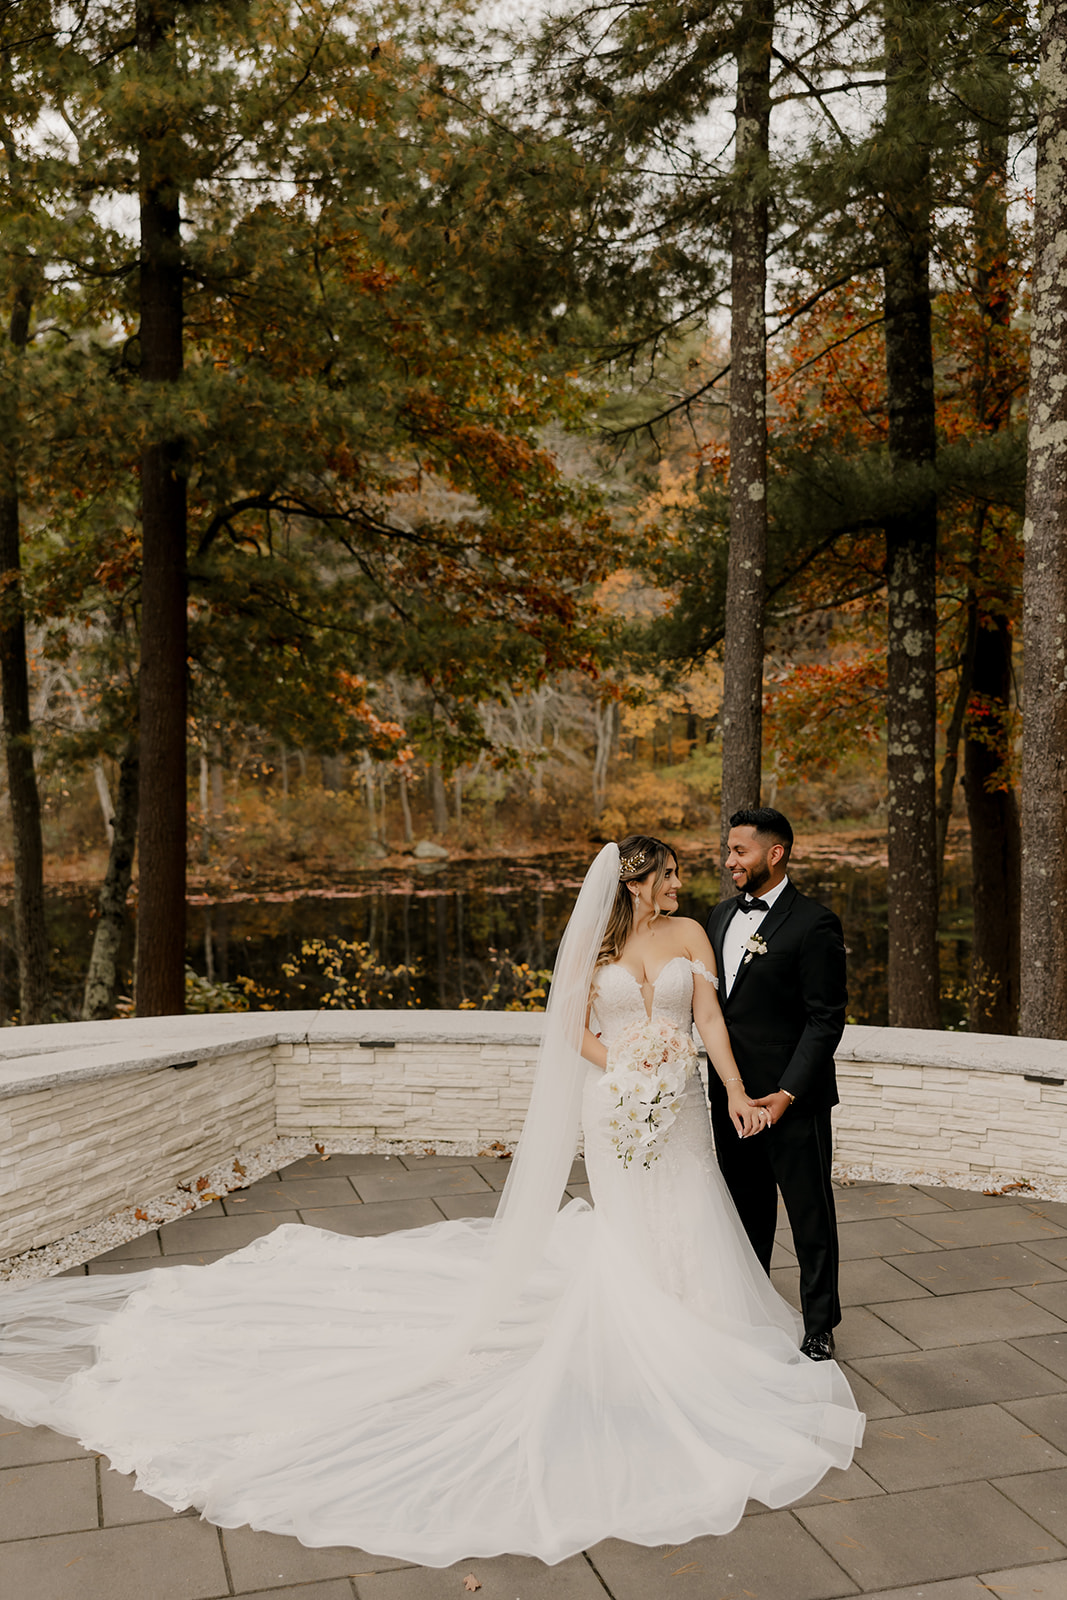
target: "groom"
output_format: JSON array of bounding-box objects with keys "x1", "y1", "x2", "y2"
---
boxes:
[{"x1": 705, "y1": 807, "x2": 847, "y2": 1360}]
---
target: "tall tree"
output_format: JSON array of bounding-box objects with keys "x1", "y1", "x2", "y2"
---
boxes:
[
  {"x1": 961, "y1": 13, "x2": 1022, "y2": 1034},
  {"x1": 134, "y1": 0, "x2": 187, "y2": 1016},
  {"x1": 881, "y1": 2, "x2": 940, "y2": 1027},
  {"x1": 719, "y1": 0, "x2": 773, "y2": 884},
  {"x1": 1020, "y1": 0, "x2": 1067, "y2": 1038},
  {"x1": 0, "y1": 4, "x2": 54, "y2": 1023}
]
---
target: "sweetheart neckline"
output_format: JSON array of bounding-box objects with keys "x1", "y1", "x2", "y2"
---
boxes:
[{"x1": 604, "y1": 954, "x2": 690, "y2": 993}]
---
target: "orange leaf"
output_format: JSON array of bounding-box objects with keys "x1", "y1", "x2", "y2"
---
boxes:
[{"x1": 462, "y1": 1579, "x2": 481, "y2": 1593}]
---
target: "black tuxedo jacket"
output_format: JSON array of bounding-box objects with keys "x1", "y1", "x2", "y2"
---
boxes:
[{"x1": 705, "y1": 883, "x2": 847, "y2": 1110}]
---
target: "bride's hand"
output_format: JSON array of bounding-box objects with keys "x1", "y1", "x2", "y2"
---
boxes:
[{"x1": 727, "y1": 1086, "x2": 767, "y2": 1139}]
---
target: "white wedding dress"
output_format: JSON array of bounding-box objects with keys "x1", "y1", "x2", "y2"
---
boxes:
[{"x1": 0, "y1": 956, "x2": 863, "y2": 1566}]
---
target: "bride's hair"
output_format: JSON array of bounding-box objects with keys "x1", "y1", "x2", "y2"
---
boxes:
[{"x1": 595, "y1": 834, "x2": 676, "y2": 968}]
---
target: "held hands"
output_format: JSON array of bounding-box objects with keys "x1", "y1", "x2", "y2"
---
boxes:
[
  {"x1": 725, "y1": 1084, "x2": 773, "y2": 1139},
  {"x1": 751, "y1": 1090, "x2": 794, "y2": 1127}
]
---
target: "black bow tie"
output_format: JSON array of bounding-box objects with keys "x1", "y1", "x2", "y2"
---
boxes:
[{"x1": 737, "y1": 896, "x2": 770, "y2": 914}]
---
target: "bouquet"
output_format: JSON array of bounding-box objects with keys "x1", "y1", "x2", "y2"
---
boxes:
[{"x1": 603, "y1": 1017, "x2": 699, "y2": 1169}]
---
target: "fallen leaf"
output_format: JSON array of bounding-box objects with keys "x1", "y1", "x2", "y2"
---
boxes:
[
  {"x1": 232, "y1": 1158, "x2": 246, "y2": 1177},
  {"x1": 195, "y1": 1176, "x2": 211, "y2": 1192},
  {"x1": 199, "y1": 1193, "x2": 220, "y2": 1204},
  {"x1": 462, "y1": 1577, "x2": 481, "y2": 1592},
  {"x1": 134, "y1": 1209, "x2": 148, "y2": 1222}
]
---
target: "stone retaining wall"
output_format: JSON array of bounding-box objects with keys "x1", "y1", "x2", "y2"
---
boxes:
[{"x1": 1, "y1": 1012, "x2": 1064, "y2": 1257}]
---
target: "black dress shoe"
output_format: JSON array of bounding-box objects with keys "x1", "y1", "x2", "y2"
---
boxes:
[{"x1": 801, "y1": 1331, "x2": 835, "y2": 1361}]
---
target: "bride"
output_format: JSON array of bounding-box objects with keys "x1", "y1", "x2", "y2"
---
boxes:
[{"x1": 0, "y1": 835, "x2": 863, "y2": 1566}]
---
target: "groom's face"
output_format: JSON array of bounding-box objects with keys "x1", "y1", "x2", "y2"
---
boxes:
[{"x1": 726, "y1": 827, "x2": 780, "y2": 894}]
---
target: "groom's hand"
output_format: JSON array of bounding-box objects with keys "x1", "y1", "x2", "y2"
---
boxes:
[{"x1": 752, "y1": 1091, "x2": 793, "y2": 1126}]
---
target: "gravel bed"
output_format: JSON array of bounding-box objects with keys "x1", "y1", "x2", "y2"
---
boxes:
[{"x1": 2, "y1": 1142, "x2": 1064, "y2": 1287}]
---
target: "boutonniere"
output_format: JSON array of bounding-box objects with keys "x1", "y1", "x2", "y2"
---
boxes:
[{"x1": 742, "y1": 932, "x2": 768, "y2": 964}]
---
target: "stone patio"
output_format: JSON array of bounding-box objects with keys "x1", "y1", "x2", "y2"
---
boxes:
[{"x1": 3, "y1": 1155, "x2": 1067, "y2": 1600}]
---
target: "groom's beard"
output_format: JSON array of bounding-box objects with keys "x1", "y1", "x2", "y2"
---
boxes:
[{"x1": 738, "y1": 862, "x2": 772, "y2": 895}]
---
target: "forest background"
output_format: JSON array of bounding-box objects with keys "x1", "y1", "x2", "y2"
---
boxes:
[{"x1": 1, "y1": 0, "x2": 1066, "y2": 1039}]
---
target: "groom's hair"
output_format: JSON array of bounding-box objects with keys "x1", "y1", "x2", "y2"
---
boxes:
[{"x1": 730, "y1": 807, "x2": 794, "y2": 861}]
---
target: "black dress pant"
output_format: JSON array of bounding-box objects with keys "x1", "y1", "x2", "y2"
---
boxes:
[{"x1": 709, "y1": 1096, "x2": 841, "y2": 1338}]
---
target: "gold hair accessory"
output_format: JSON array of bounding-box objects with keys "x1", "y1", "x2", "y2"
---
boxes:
[{"x1": 618, "y1": 850, "x2": 649, "y2": 878}]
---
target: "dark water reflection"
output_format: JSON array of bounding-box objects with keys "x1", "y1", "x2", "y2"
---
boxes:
[{"x1": 1, "y1": 848, "x2": 973, "y2": 1027}]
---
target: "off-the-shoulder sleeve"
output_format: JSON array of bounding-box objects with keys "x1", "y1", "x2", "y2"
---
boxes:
[{"x1": 688, "y1": 957, "x2": 719, "y2": 990}]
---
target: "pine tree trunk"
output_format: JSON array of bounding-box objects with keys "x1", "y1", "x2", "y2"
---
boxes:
[
  {"x1": 83, "y1": 745, "x2": 139, "y2": 1021},
  {"x1": 135, "y1": 0, "x2": 187, "y2": 1017},
  {"x1": 0, "y1": 283, "x2": 48, "y2": 1024},
  {"x1": 719, "y1": 0, "x2": 772, "y2": 893},
  {"x1": 1020, "y1": 0, "x2": 1067, "y2": 1038},
  {"x1": 963, "y1": 60, "x2": 1021, "y2": 1034},
  {"x1": 965, "y1": 615, "x2": 1020, "y2": 1033},
  {"x1": 882, "y1": 7, "x2": 940, "y2": 1028}
]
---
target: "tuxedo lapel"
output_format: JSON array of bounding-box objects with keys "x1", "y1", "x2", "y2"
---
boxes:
[
  {"x1": 710, "y1": 897, "x2": 742, "y2": 995},
  {"x1": 726, "y1": 883, "x2": 798, "y2": 1001}
]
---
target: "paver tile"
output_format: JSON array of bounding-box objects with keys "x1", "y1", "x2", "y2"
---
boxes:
[
  {"x1": 230, "y1": 1585, "x2": 356, "y2": 1600},
  {"x1": 838, "y1": 1218, "x2": 943, "y2": 1259},
  {"x1": 993, "y1": 1467, "x2": 1067, "y2": 1541},
  {"x1": 159, "y1": 1212, "x2": 298, "y2": 1254},
  {"x1": 397, "y1": 1153, "x2": 476, "y2": 1170},
  {"x1": 1004, "y1": 1394, "x2": 1067, "y2": 1453},
  {"x1": 856, "y1": 1403, "x2": 1067, "y2": 1492},
  {"x1": 223, "y1": 1180, "x2": 350, "y2": 1215},
  {"x1": 855, "y1": 1582, "x2": 997, "y2": 1600},
  {"x1": 274, "y1": 1179, "x2": 364, "y2": 1211},
  {"x1": 770, "y1": 1266, "x2": 802, "y2": 1309},
  {"x1": 1012, "y1": 1333, "x2": 1067, "y2": 1382},
  {"x1": 1023, "y1": 1235, "x2": 1067, "y2": 1269},
  {"x1": 835, "y1": 1184, "x2": 952, "y2": 1221},
  {"x1": 0, "y1": 1457, "x2": 98, "y2": 1537},
  {"x1": 89, "y1": 1248, "x2": 235, "y2": 1274},
  {"x1": 230, "y1": 1584, "x2": 356, "y2": 1600},
  {"x1": 100, "y1": 1464, "x2": 194, "y2": 1526},
  {"x1": 835, "y1": 1306, "x2": 919, "y2": 1359},
  {"x1": 469, "y1": 1158, "x2": 514, "y2": 1190},
  {"x1": 298, "y1": 1200, "x2": 442, "y2": 1237},
  {"x1": 355, "y1": 1554, "x2": 606, "y2": 1599},
  {"x1": 90, "y1": 1230, "x2": 164, "y2": 1262},
  {"x1": 566, "y1": 1183, "x2": 593, "y2": 1206},
  {"x1": 589, "y1": 1514, "x2": 859, "y2": 1599},
  {"x1": 884, "y1": 1243, "x2": 1067, "y2": 1296},
  {"x1": 0, "y1": 1517, "x2": 229, "y2": 1600},
  {"x1": 851, "y1": 1341, "x2": 1067, "y2": 1414},
  {"x1": 432, "y1": 1192, "x2": 501, "y2": 1220},
  {"x1": 278, "y1": 1154, "x2": 392, "y2": 1179},
  {"x1": 839, "y1": 1364, "x2": 905, "y2": 1419},
  {"x1": 0, "y1": 1414, "x2": 92, "y2": 1467},
  {"x1": 901, "y1": 1207, "x2": 1067, "y2": 1250},
  {"x1": 1017, "y1": 1281, "x2": 1067, "y2": 1320},
  {"x1": 1026, "y1": 1199, "x2": 1067, "y2": 1227},
  {"x1": 793, "y1": 1459, "x2": 886, "y2": 1506},
  {"x1": 981, "y1": 1559, "x2": 1067, "y2": 1597},
  {"x1": 794, "y1": 1481, "x2": 1065, "y2": 1589},
  {"x1": 351, "y1": 1166, "x2": 492, "y2": 1204},
  {"x1": 839, "y1": 1257, "x2": 934, "y2": 1305},
  {"x1": 872, "y1": 1288, "x2": 1067, "y2": 1349},
  {"x1": 221, "y1": 1523, "x2": 407, "y2": 1588},
  {"x1": 915, "y1": 1185, "x2": 1009, "y2": 1211}
]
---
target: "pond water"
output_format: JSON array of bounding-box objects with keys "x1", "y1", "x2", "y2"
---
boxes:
[{"x1": 1, "y1": 844, "x2": 974, "y2": 1027}]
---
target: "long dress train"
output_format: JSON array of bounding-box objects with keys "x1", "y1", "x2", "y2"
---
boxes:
[{"x1": 0, "y1": 956, "x2": 863, "y2": 1566}]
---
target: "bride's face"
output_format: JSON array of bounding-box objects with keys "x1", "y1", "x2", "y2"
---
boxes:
[{"x1": 631, "y1": 858, "x2": 680, "y2": 919}]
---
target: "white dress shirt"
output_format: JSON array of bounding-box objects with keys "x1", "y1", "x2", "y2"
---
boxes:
[{"x1": 721, "y1": 875, "x2": 790, "y2": 997}]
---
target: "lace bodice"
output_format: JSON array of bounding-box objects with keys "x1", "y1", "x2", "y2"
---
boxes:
[{"x1": 590, "y1": 955, "x2": 715, "y2": 1044}]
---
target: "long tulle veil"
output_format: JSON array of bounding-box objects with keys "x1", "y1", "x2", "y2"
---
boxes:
[{"x1": 0, "y1": 844, "x2": 622, "y2": 1415}]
